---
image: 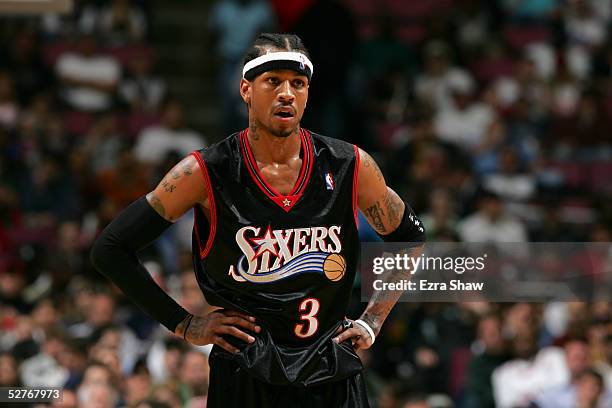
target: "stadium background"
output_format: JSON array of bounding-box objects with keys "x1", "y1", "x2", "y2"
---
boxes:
[{"x1": 0, "y1": 0, "x2": 611, "y2": 407}]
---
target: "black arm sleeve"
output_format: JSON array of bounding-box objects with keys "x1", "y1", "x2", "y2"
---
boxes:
[
  {"x1": 90, "y1": 196, "x2": 190, "y2": 332},
  {"x1": 376, "y1": 201, "x2": 427, "y2": 243}
]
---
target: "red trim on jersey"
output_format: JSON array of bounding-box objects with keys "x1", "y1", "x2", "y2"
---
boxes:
[
  {"x1": 352, "y1": 145, "x2": 361, "y2": 228},
  {"x1": 190, "y1": 151, "x2": 216, "y2": 259},
  {"x1": 239, "y1": 128, "x2": 313, "y2": 212}
]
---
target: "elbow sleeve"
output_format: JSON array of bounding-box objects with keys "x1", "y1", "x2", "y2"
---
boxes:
[{"x1": 376, "y1": 201, "x2": 426, "y2": 244}]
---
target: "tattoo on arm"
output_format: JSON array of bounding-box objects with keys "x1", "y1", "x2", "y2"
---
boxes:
[
  {"x1": 161, "y1": 179, "x2": 176, "y2": 193},
  {"x1": 181, "y1": 162, "x2": 193, "y2": 176},
  {"x1": 146, "y1": 192, "x2": 166, "y2": 218},
  {"x1": 364, "y1": 201, "x2": 386, "y2": 233},
  {"x1": 360, "y1": 246, "x2": 423, "y2": 335},
  {"x1": 362, "y1": 151, "x2": 384, "y2": 183},
  {"x1": 383, "y1": 189, "x2": 404, "y2": 231}
]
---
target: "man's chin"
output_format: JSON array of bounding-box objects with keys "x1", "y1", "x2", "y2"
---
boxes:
[{"x1": 271, "y1": 126, "x2": 296, "y2": 138}]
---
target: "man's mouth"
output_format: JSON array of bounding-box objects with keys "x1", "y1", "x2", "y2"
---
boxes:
[{"x1": 274, "y1": 107, "x2": 295, "y2": 119}]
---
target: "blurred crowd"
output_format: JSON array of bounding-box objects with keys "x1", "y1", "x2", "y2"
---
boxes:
[{"x1": 0, "y1": 0, "x2": 612, "y2": 407}]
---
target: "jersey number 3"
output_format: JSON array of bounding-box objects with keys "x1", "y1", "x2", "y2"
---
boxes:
[{"x1": 294, "y1": 298, "x2": 320, "y2": 338}]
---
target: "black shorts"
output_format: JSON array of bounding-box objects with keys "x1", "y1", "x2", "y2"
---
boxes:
[{"x1": 207, "y1": 350, "x2": 370, "y2": 408}]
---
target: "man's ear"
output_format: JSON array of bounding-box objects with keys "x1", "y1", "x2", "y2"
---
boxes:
[{"x1": 239, "y1": 78, "x2": 251, "y2": 106}]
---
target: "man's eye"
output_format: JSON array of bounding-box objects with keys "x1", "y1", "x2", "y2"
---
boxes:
[
  {"x1": 293, "y1": 80, "x2": 304, "y2": 88},
  {"x1": 267, "y1": 78, "x2": 279, "y2": 85}
]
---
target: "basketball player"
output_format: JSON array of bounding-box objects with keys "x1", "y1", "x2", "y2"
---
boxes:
[{"x1": 91, "y1": 33, "x2": 425, "y2": 407}]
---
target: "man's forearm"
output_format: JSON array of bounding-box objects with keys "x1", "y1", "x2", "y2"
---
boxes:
[
  {"x1": 359, "y1": 245, "x2": 424, "y2": 335},
  {"x1": 90, "y1": 196, "x2": 189, "y2": 332}
]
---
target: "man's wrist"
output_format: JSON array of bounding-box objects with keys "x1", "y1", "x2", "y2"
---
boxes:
[
  {"x1": 174, "y1": 313, "x2": 194, "y2": 337},
  {"x1": 359, "y1": 314, "x2": 382, "y2": 336}
]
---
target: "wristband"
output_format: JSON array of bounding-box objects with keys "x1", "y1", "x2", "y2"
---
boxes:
[
  {"x1": 354, "y1": 319, "x2": 376, "y2": 345},
  {"x1": 183, "y1": 314, "x2": 194, "y2": 342}
]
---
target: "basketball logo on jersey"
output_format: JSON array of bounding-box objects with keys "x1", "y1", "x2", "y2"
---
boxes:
[
  {"x1": 325, "y1": 172, "x2": 334, "y2": 190},
  {"x1": 229, "y1": 225, "x2": 346, "y2": 284}
]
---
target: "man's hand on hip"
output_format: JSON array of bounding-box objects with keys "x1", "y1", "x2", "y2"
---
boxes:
[{"x1": 178, "y1": 309, "x2": 261, "y2": 354}]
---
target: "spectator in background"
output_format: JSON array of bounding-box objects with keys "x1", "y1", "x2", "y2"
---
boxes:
[
  {"x1": 532, "y1": 338, "x2": 601, "y2": 407},
  {"x1": 55, "y1": 34, "x2": 120, "y2": 112},
  {"x1": 0, "y1": 71, "x2": 19, "y2": 130},
  {"x1": 419, "y1": 188, "x2": 459, "y2": 240},
  {"x1": 68, "y1": 292, "x2": 117, "y2": 339},
  {"x1": 79, "y1": 0, "x2": 147, "y2": 46},
  {"x1": 19, "y1": 328, "x2": 70, "y2": 387},
  {"x1": 354, "y1": 15, "x2": 416, "y2": 80},
  {"x1": 177, "y1": 350, "x2": 209, "y2": 407},
  {"x1": 96, "y1": 147, "x2": 149, "y2": 209},
  {"x1": 125, "y1": 360, "x2": 153, "y2": 407},
  {"x1": 492, "y1": 304, "x2": 568, "y2": 408},
  {"x1": 458, "y1": 190, "x2": 528, "y2": 243},
  {"x1": 0, "y1": 352, "x2": 20, "y2": 387},
  {"x1": 134, "y1": 99, "x2": 205, "y2": 167},
  {"x1": 146, "y1": 338, "x2": 188, "y2": 386},
  {"x1": 465, "y1": 314, "x2": 510, "y2": 408},
  {"x1": 119, "y1": 49, "x2": 166, "y2": 113},
  {"x1": 434, "y1": 72, "x2": 497, "y2": 154},
  {"x1": 532, "y1": 368, "x2": 612, "y2": 408},
  {"x1": 415, "y1": 41, "x2": 475, "y2": 111},
  {"x1": 0, "y1": 28, "x2": 53, "y2": 106},
  {"x1": 564, "y1": 0, "x2": 606, "y2": 50},
  {"x1": 79, "y1": 360, "x2": 115, "y2": 389},
  {"x1": 483, "y1": 147, "x2": 536, "y2": 202},
  {"x1": 88, "y1": 323, "x2": 142, "y2": 376},
  {"x1": 400, "y1": 395, "x2": 431, "y2": 408},
  {"x1": 51, "y1": 388, "x2": 78, "y2": 408},
  {"x1": 546, "y1": 90, "x2": 608, "y2": 160},
  {"x1": 79, "y1": 114, "x2": 125, "y2": 175},
  {"x1": 19, "y1": 155, "x2": 78, "y2": 226},
  {"x1": 594, "y1": 334, "x2": 612, "y2": 389},
  {"x1": 77, "y1": 380, "x2": 120, "y2": 408},
  {"x1": 209, "y1": 0, "x2": 275, "y2": 133},
  {"x1": 150, "y1": 384, "x2": 182, "y2": 408}
]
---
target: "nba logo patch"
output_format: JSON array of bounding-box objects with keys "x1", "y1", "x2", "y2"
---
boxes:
[{"x1": 325, "y1": 172, "x2": 334, "y2": 190}]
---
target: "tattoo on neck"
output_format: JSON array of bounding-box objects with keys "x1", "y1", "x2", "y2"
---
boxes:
[{"x1": 250, "y1": 121, "x2": 259, "y2": 140}]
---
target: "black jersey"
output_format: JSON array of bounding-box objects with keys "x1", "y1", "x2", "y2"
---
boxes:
[{"x1": 190, "y1": 129, "x2": 363, "y2": 387}]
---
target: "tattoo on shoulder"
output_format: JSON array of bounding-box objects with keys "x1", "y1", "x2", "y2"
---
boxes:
[
  {"x1": 181, "y1": 162, "x2": 193, "y2": 176},
  {"x1": 146, "y1": 192, "x2": 166, "y2": 218},
  {"x1": 365, "y1": 201, "x2": 386, "y2": 233},
  {"x1": 362, "y1": 151, "x2": 384, "y2": 183}
]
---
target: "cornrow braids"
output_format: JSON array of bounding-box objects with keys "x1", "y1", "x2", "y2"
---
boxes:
[{"x1": 243, "y1": 33, "x2": 311, "y2": 67}]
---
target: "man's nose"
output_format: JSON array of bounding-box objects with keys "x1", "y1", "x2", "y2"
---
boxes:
[{"x1": 278, "y1": 80, "x2": 295, "y2": 102}]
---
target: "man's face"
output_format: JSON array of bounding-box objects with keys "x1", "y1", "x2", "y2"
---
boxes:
[{"x1": 241, "y1": 68, "x2": 309, "y2": 138}]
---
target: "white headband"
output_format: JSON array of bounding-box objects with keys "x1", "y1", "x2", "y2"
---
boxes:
[{"x1": 242, "y1": 51, "x2": 314, "y2": 80}]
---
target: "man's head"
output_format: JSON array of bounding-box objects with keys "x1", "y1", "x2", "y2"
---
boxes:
[
  {"x1": 575, "y1": 369, "x2": 604, "y2": 407},
  {"x1": 239, "y1": 33, "x2": 311, "y2": 138},
  {"x1": 564, "y1": 338, "x2": 590, "y2": 381}
]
